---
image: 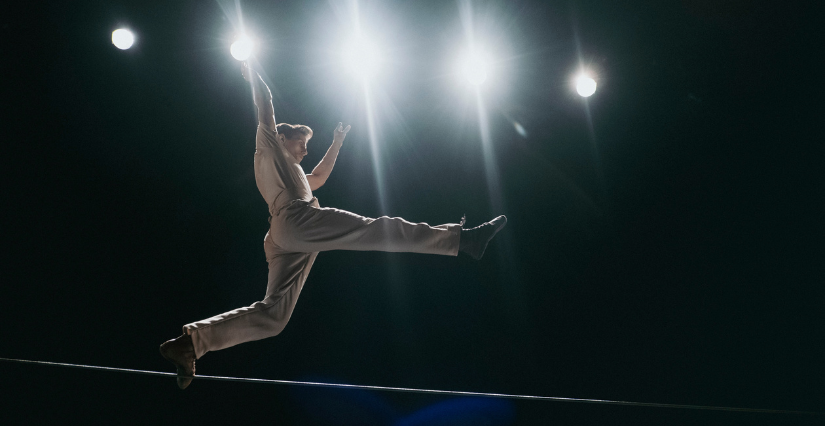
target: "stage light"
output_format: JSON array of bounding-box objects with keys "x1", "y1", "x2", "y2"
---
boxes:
[
  {"x1": 576, "y1": 74, "x2": 597, "y2": 97},
  {"x1": 230, "y1": 34, "x2": 255, "y2": 61},
  {"x1": 111, "y1": 29, "x2": 135, "y2": 50},
  {"x1": 344, "y1": 36, "x2": 382, "y2": 79},
  {"x1": 457, "y1": 50, "x2": 489, "y2": 86}
]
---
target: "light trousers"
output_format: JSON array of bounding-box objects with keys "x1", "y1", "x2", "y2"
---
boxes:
[{"x1": 183, "y1": 198, "x2": 461, "y2": 358}]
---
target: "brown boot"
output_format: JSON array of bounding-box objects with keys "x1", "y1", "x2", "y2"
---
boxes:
[{"x1": 159, "y1": 334, "x2": 196, "y2": 389}]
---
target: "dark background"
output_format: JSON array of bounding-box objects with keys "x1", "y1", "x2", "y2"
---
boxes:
[{"x1": 2, "y1": 0, "x2": 822, "y2": 424}]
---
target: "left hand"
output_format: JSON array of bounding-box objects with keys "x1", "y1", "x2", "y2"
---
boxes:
[{"x1": 333, "y1": 122, "x2": 351, "y2": 144}]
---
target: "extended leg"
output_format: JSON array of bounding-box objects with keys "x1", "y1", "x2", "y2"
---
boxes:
[
  {"x1": 161, "y1": 237, "x2": 317, "y2": 388},
  {"x1": 271, "y1": 200, "x2": 462, "y2": 255}
]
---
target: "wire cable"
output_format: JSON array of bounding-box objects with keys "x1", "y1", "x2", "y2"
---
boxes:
[{"x1": 0, "y1": 357, "x2": 820, "y2": 416}]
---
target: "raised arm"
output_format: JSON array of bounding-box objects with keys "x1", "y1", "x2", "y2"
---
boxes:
[
  {"x1": 306, "y1": 123, "x2": 351, "y2": 191},
  {"x1": 242, "y1": 62, "x2": 276, "y2": 131}
]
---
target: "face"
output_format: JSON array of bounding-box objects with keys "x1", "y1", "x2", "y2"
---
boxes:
[{"x1": 281, "y1": 133, "x2": 311, "y2": 162}]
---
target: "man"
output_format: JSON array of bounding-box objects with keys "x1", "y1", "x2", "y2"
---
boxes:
[{"x1": 160, "y1": 62, "x2": 506, "y2": 389}]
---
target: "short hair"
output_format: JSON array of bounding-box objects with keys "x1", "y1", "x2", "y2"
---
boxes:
[{"x1": 276, "y1": 123, "x2": 313, "y2": 140}]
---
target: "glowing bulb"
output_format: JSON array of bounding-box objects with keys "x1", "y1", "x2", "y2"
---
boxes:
[
  {"x1": 576, "y1": 75, "x2": 597, "y2": 97},
  {"x1": 111, "y1": 29, "x2": 135, "y2": 50},
  {"x1": 458, "y1": 51, "x2": 489, "y2": 86},
  {"x1": 344, "y1": 37, "x2": 382, "y2": 78},
  {"x1": 230, "y1": 35, "x2": 255, "y2": 61}
]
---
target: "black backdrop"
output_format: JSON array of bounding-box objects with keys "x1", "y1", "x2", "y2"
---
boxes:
[{"x1": 2, "y1": 1, "x2": 822, "y2": 424}]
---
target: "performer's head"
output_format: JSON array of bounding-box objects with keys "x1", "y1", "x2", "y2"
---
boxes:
[{"x1": 276, "y1": 123, "x2": 313, "y2": 162}]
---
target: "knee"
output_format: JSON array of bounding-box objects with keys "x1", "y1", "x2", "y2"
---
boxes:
[{"x1": 251, "y1": 299, "x2": 293, "y2": 337}]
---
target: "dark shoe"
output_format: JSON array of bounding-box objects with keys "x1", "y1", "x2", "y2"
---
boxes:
[
  {"x1": 159, "y1": 334, "x2": 196, "y2": 389},
  {"x1": 459, "y1": 215, "x2": 507, "y2": 260}
]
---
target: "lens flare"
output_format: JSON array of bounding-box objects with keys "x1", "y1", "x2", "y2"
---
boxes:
[
  {"x1": 111, "y1": 29, "x2": 135, "y2": 50},
  {"x1": 514, "y1": 121, "x2": 528, "y2": 138}
]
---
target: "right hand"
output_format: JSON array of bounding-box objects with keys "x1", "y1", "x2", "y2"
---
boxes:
[{"x1": 333, "y1": 122, "x2": 351, "y2": 144}]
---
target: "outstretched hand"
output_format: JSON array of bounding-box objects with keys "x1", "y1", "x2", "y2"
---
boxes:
[{"x1": 333, "y1": 122, "x2": 351, "y2": 144}]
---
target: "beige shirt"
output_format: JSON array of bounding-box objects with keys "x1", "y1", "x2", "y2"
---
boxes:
[{"x1": 254, "y1": 125, "x2": 313, "y2": 215}]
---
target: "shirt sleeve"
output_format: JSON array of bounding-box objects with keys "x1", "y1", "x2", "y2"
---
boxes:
[{"x1": 256, "y1": 125, "x2": 280, "y2": 150}]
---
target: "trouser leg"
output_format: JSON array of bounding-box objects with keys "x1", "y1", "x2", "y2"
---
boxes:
[
  {"x1": 272, "y1": 200, "x2": 461, "y2": 255},
  {"x1": 183, "y1": 238, "x2": 317, "y2": 359}
]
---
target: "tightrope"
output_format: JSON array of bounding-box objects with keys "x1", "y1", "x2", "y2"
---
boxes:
[{"x1": 0, "y1": 357, "x2": 819, "y2": 416}]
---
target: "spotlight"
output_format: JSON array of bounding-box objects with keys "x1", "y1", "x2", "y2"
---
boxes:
[
  {"x1": 576, "y1": 74, "x2": 597, "y2": 97},
  {"x1": 230, "y1": 34, "x2": 255, "y2": 61},
  {"x1": 344, "y1": 36, "x2": 382, "y2": 79},
  {"x1": 111, "y1": 29, "x2": 135, "y2": 50},
  {"x1": 457, "y1": 50, "x2": 489, "y2": 86}
]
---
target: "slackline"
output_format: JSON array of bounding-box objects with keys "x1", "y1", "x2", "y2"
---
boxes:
[{"x1": 0, "y1": 357, "x2": 819, "y2": 416}]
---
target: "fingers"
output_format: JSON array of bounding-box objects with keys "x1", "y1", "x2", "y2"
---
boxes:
[
  {"x1": 335, "y1": 122, "x2": 351, "y2": 134},
  {"x1": 343, "y1": 124, "x2": 351, "y2": 133}
]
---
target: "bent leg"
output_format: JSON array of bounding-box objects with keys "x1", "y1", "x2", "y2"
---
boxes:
[
  {"x1": 183, "y1": 238, "x2": 317, "y2": 359},
  {"x1": 272, "y1": 200, "x2": 461, "y2": 255}
]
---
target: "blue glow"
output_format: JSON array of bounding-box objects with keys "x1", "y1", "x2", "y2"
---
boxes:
[{"x1": 397, "y1": 397, "x2": 515, "y2": 426}]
